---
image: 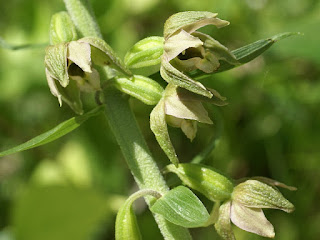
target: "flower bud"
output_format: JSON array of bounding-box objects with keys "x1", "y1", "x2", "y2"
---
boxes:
[
  {"x1": 125, "y1": 37, "x2": 164, "y2": 76},
  {"x1": 112, "y1": 75, "x2": 164, "y2": 105},
  {"x1": 165, "y1": 163, "x2": 234, "y2": 202},
  {"x1": 115, "y1": 200, "x2": 142, "y2": 240},
  {"x1": 49, "y1": 11, "x2": 77, "y2": 45}
]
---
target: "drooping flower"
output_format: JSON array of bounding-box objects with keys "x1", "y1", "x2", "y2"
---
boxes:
[
  {"x1": 150, "y1": 84, "x2": 226, "y2": 166},
  {"x1": 215, "y1": 179, "x2": 295, "y2": 239},
  {"x1": 45, "y1": 11, "x2": 131, "y2": 114},
  {"x1": 161, "y1": 11, "x2": 239, "y2": 98}
]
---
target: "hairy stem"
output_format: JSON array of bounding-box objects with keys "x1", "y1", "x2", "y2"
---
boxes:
[
  {"x1": 64, "y1": 0, "x2": 191, "y2": 238},
  {"x1": 103, "y1": 87, "x2": 192, "y2": 239}
]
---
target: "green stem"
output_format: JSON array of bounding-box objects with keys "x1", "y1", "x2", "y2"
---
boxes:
[
  {"x1": 103, "y1": 87, "x2": 192, "y2": 239},
  {"x1": 63, "y1": 0, "x2": 102, "y2": 38},
  {"x1": 63, "y1": 1, "x2": 192, "y2": 238}
]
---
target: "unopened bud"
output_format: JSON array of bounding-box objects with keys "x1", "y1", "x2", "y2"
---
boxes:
[
  {"x1": 165, "y1": 163, "x2": 234, "y2": 202},
  {"x1": 125, "y1": 36, "x2": 164, "y2": 76},
  {"x1": 49, "y1": 11, "x2": 77, "y2": 45}
]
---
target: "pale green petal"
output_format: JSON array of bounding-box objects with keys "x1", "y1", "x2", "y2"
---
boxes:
[
  {"x1": 214, "y1": 201, "x2": 235, "y2": 240},
  {"x1": 164, "y1": 84, "x2": 212, "y2": 124},
  {"x1": 232, "y1": 180, "x2": 295, "y2": 213},
  {"x1": 164, "y1": 11, "x2": 229, "y2": 39},
  {"x1": 164, "y1": 30, "x2": 203, "y2": 61},
  {"x1": 71, "y1": 68, "x2": 101, "y2": 92},
  {"x1": 193, "y1": 32, "x2": 238, "y2": 66},
  {"x1": 79, "y1": 37, "x2": 132, "y2": 76},
  {"x1": 172, "y1": 57, "x2": 201, "y2": 72},
  {"x1": 45, "y1": 43, "x2": 69, "y2": 87},
  {"x1": 160, "y1": 56, "x2": 212, "y2": 98},
  {"x1": 68, "y1": 41, "x2": 92, "y2": 73},
  {"x1": 230, "y1": 202, "x2": 275, "y2": 238},
  {"x1": 45, "y1": 68, "x2": 62, "y2": 106},
  {"x1": 150, "y1": 99, "x2": 179, "y2": 166}
]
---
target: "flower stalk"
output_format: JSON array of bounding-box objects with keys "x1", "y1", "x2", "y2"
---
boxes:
[{"x1": 63, "y1": 0, "x2": 192, "y2": 239}]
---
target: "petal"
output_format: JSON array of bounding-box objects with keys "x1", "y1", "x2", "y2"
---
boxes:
[
  {"x1": 214, "y1": 201, "x2": 236, "y2": 240},
  {"x1": 160, "y1": 55, "x2": 213, "y2": 98},
  {"x1": 233, "y1": 180, "x2": 295, "y2": 213},
  {"x1": 45, "y1": 43, "x2": 69, "y2": 87},
  {"x1": 193, "y1": 32, "x2": 238, "y2": 66},
  {"x1": 79, "y1": 37, "x2": 132, "y2": 76},
  {"x1": 164, "y1": 11, "x2": 229, "y2": 39},
  {"x1": 68, "y1": 41, "x2": 92, "y2": 73},
  {"x1": 164, "y1": 30, "x2": 203, "y2": 61},
  {"x1": 230, "y1": 202, "x2": 275, "y2": 238},
  {"x1": 71, "y1": 68, "x2": 101, "y2": 92},
  {"x1": 45, "y1": 68, "x2": 62, "y2": 106},
  {"x1": 150, "y1": 99, "x2": 179, "y2": 166},
  {"x1": 164, "y1": 84, "x2": 213, "y2": 124}
]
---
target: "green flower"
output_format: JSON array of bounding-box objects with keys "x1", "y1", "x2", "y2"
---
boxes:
[
  {"x1": 161, "y1": 11, "x2": 238, "y2": 98},
  {"x1": 215, "y1": 178, "x2": 295, "y2": 239},
  {"x1": 45, "y1": 12, "x2": 131, "y2": 114}
]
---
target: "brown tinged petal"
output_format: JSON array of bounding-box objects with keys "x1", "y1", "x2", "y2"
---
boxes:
[
  {"x1": 79, "y1": 37, "x2": 132, "y2": 76},
  {"x1": 164, "y1": 11, "x2": 229, "y2": 39}
]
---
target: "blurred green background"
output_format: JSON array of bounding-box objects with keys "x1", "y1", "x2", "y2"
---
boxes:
[{"x1": 0, "y1": 0, "x2": 319, "y2": 239}]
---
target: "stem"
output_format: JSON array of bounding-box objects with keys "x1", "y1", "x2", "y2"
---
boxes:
[
  {"x1": 103, "y1": 87, "x2": 192, "y2": 239},
  {"x1": 63, "y1": 0, "x2": 102, "y2": 38},
  {"x1": 64, "y1": 1, "x2": 192, "y2": 238}
]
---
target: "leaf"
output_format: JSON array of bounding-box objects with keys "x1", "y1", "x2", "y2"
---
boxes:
[
  {"x1": 0, "y1": 106, "x2": 104, "y2": 157},
  {"x1": 191, "y1": 32, "x2": 300, "y2": 79},
  {"x1": 150, "y1": 186, "x2": 210, "y2": 228}
]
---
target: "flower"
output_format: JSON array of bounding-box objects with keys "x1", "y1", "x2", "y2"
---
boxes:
[
  {"x1": 150, "y1": 84, "x2": 226, "y2": 166},
  {"x1": 45, "y1": 12, "x2": 131, "y2": 114},
  {"x1": 215, "y1": 178, "x2": 296, "y2": 239},
  {"x1": 161, "y1": 11, "x2": 239, "y2": 98}
]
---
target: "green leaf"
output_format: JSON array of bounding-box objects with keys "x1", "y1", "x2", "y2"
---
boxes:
[
  {"x1": 191, "y1": 32, "x2": 300, "y2": 79},
  {"x1": 150, "y1": 186, "x2": 210, "y2": 228},
  {"x1": 0, "y1": 106, "x2": 104, "y2": 157}
]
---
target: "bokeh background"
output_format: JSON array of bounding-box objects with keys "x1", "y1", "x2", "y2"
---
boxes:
[{"x1": 0, "y1": 0, "x2": 319, "y2": 239}]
